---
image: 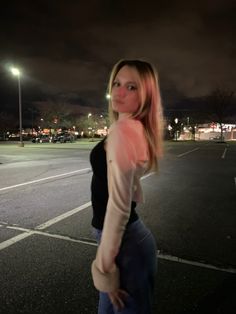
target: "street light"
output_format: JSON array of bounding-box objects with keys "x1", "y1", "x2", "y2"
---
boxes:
[
  {"x1": 87, "y1": 113, "x2": 92, "y2": 139},
  {"x1": 11, "y1": 67, "x2": 24, "y2": 147},
  {"x1": 174, "y1": 118, "x2": 178, "y2": 141}
]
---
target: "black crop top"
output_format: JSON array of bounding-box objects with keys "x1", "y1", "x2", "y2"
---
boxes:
[{"x1": 90, "y1": 137, "x2": 138, "y2": 230}]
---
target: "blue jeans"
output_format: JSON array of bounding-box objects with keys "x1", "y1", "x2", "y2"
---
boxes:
[{"x1": 93, "y1": 219, "x2": 157, "y2": 314}]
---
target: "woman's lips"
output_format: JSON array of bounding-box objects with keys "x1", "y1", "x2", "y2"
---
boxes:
[{"x1": 113, "y1": 99, "x2": 125, "y2": 105}]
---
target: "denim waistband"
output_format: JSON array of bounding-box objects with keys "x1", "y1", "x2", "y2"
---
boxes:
[
  {"x1": 93, "y1": 218, "x2": 152, "y2": 245},
  {"x1": 122, "y1": 218, "x2": 152, "y2": 244}
]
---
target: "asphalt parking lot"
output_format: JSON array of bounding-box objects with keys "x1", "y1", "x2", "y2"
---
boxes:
[{"x1": 0, "y1": 140, "x2": 236, "y2": 313}]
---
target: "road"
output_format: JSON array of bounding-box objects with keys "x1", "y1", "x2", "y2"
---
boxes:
[{"x1": 0, "y1": 140, "x2": 236, "y2": 314}]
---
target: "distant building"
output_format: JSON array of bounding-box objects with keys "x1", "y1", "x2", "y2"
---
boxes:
[{"x1": 196, "y1": 123, "x2": 236, "y2": 141}]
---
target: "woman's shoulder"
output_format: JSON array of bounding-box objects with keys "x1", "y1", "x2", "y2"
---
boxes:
[
  {"x1": 108, "y1": 118, "x2": 148, "y2": 160},
  {"x1": 111, "y1": 117, "x2": 144, "y2": 137}
]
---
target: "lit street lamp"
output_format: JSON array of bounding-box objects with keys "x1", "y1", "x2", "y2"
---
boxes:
[
  {"x1": 174, "y1": 117, "x2": 179, "y2": 141},
  {"x1": 11, "y1": 67, "x2": 24, "y2": 147},
  {"x1": 87, "y1": 113, "x2": 92, "y2": 139}
]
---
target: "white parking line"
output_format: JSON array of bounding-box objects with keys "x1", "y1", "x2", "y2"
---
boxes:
[
  {"x1": 7, "y1": 225, "x2": 97, "y2": 247},
  {"x1": 177, "y1": 147, "x2": 200, "y2": 157},
  {"x1": 0, "y1": 201, "x2": 92, "y2": 251},
  {"x1": 221, "y1": 148, "x2": 227, "y2": 159},
  {"x1": 4, "y1": 224, "x2": 236, "y2": 274},
  {"x1": 0, "y1": 231, "x2": 34, "y2": 251},
  {"x1": 0, "y1": 172, "x2": 155, "y2": 250},
  {"x1": 157, "y1": 252, "x2": 236, "y2": 274},
  {"x1": 4, "y1": 169, "x2": 234, "y2": 277},
  {"x1": 0, "y1": 168, "x2": 92, "y2": 192},
  {"x1": 234, "y1": 177, "x2": 236, "y2": 189},
  {"x1": 36, "y1": 201, "x2": 92, "y2": 230},
  {"x1": 0, "y1": 171, "x2": 154, "y2": 251}
]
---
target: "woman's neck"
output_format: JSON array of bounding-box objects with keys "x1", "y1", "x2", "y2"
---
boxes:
[{"x1": 118, "y1": 112, "x2": 132, "y2": 121}]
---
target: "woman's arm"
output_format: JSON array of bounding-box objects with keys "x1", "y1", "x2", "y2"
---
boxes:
[{"x1": 91, "y1": 121, "x2": 138, "y2": 292}]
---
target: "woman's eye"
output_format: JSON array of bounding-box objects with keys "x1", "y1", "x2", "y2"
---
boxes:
[
  {"x1": 127, "y1": 85, "x2": 137, "y2": 91},
  {"x1": 112, "y1": 81, "x2": 120, "y2": 87}
]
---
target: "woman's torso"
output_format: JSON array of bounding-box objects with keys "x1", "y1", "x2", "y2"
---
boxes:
[{"x1": 90, "y1": 137, "x2": 138, "y2": 230}]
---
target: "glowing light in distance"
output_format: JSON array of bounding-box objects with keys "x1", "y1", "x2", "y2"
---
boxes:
[{"x1": 11, "y1": 67, "x2": 20, "y2": 76}]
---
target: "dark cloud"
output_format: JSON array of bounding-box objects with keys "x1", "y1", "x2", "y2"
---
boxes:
[{"x1": 0, "y1": 0, "x2": 235, "y2": 114}]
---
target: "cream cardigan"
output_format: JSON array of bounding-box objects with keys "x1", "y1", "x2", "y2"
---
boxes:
[{"x1": 91, "y1": 116, "x2": 149, "y2": 292}]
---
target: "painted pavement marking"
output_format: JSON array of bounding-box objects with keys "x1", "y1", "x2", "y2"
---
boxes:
[
  {"x1": 35, "y1": 201, "x2": 92, "y2": 230},
  {"x1": 1, "y1": 168, "x2": 235, "y2": 275},
  {"x1": 221, "y1": 148, "x2": 227, "y2": 159},
  {"x1": 177, "y1": 147, "x2": 200, "y2": 158},
  {"x1": 2, "y1": 224, "x2": 236, "y2": 274},
  {"x1": 0, "y1": 168, "x2": 92, "y2": 192},
  {"x1": 0, "y1": 202, "x2": 91, "y2": 251}
]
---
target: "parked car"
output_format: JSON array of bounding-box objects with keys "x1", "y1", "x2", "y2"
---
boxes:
[
  {"x1": 32, "y1": 134, "x2": 52, "y2": 143},
  {"x1": 52, "y1": 133, "x2": 74, "y2": 143},
  {"x1": 209, "y1": 135, "x2": 224, "y2": 141}
]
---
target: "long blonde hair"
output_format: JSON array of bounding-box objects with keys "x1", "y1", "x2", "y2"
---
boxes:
[{"x1": 107, "y1": 59, "x2": 163, "y2": 172}]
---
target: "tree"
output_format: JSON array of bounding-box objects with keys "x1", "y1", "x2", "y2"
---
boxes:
[
  {"x1": 0, "y1": 111, "x2": 18, "y2": 139},
  {"x1": 206, "y1": 88, "x2": 234, "y2": 142},
  {"x1": 24, "y1": 106, "x2": 40, "y2": 134},
  {"x1": 35, "y1": 101, "x2": 73, "y2": 131},
  {"x1": 74, "y1": 112, "x2": 110, "y2": 138},
  {"x1": 76, "y1": 115, "x2": 92, "y2": 136}
]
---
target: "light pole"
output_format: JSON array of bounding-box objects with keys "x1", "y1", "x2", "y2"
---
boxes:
[
  {"x1": 11, "y1": 67, "x2": 24, "y2": 147},
  {"x1": 88, "y1": 113, "x2": 92, "y2": 139},
  {"x1": 174, "y1": 118, "x2": 178, "y2": 141}
]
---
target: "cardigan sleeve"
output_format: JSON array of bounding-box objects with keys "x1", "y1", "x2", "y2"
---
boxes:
[{"x1": 91, "y1": 121, "x2": 138, "y2": 292}]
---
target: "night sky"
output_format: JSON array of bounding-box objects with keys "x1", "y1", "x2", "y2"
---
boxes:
[{"x1": 0, "y1": 0, "x2": 235, "y2": 118}]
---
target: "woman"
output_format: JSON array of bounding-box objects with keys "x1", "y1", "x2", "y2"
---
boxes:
[{"x1": 90, "y1": 59, "x2": 163, "y2": 313}]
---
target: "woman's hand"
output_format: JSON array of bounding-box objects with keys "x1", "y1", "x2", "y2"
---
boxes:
[{"x1": 108, "y1": 289, "x2": 129, "y2": 311}]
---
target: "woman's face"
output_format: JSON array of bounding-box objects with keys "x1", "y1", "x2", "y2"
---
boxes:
[{"x1": 111, "y1": 65, "x2": 141, "y2": 114}]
